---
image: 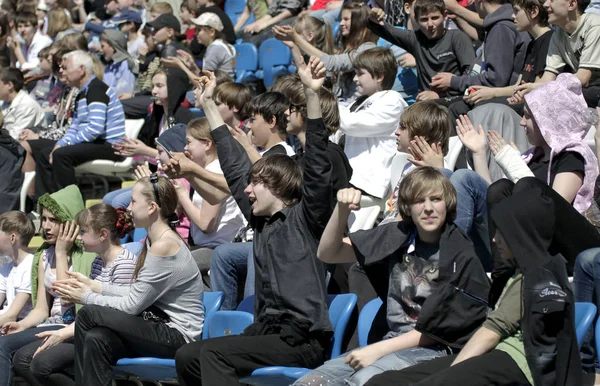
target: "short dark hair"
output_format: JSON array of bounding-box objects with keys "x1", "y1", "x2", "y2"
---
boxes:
[
  {"x1": 577, "y1": 0, "x2": 591, "y2": 13},
  {"x1": 0, "y1": 67, "x2": 24, "y2": 92},
  {"x1": 246, "y1": 92, "x2": 290, "y2": 134},
  {"x1": 413, "y1": 0, "x2": 445, "y2": 19},
  {"x1": 400, "y1": 101, "x2": 451, "y2": 155},
  {"x1": 214, "y1": 82, "x2": 252, "y2": 121},
  {"x1": 0, "y1": 211, "x2": 35, "y2": 247},
  {"x1": 513, "y1": 0, "x2": 549, "y2": 26},
  {"x1": 15, "y1": 11, "x2": 37, "y2": 26},
  {"x1": 250, "y1": 154, "x2": 303, "y2": 207},
  {"x1": 353, "y1": 47, "x2": 398, "y2": 91}
]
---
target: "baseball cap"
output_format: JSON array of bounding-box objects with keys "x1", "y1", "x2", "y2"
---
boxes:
[
  {"x1": 113, "y1": 9, "x2": 143, "y2": 25},
  {"x1": 190, "y1": 12, "x2": 224, "y2": 31},
  {"x1": 147, "y1": 13, "x2": 181, "y2": 32}
]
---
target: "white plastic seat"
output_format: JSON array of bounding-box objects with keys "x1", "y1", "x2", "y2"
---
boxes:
[
  {"x1": 19, "y1": 171, "x2": 36, "y2": 212},
  {"x1": 348, "y1": 206, "x2": 381, "y2": 232},
  {"x1": 445, "y1": 136, "x2": 463, "y2": 171}
]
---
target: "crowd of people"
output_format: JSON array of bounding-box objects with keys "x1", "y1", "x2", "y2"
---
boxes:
[{"x1": 1, "y1": 0, "x2": 600, "y2": 384}]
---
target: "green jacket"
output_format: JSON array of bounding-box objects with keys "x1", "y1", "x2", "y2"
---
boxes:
[{"x1": 33, "y1": 185, "x2": 97, "y2": 311}]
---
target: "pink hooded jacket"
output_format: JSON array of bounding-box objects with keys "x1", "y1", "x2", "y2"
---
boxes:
[{"x1": 524, "y1": 73, "x2": 599, "y2": 213}]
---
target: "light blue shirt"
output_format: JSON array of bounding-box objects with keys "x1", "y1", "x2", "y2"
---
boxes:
[{"x1": 103, "y1": 60, "x2": 136, "y2": 96}]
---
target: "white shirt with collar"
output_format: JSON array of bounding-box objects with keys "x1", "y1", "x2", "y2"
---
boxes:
[
  {"x1": 1, "y1": 89, "x2": 46, "y2": 140},
  {"x1": 17, "y1": 30, "x2": 52, "y2": 70}
]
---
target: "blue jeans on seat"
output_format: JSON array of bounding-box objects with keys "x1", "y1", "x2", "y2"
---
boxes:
[
  {"x1": 574, "y1": 248, "x2": 600, "y2": 372},
  {"x1": 292, "y1": 344, "x2": 448, "y2": 386},
  {"x1": 102, "y1": 187, "x2": 133, "y2": 209},
  {"x1": 209, "y1": 242, "x2": 255, "y2": 310},
  {"x1": 308, "y1": 8, "x2": 341, "y2": 25},
  {"x1": 0, "y1": 325, "x2": 64, "y2": 386}
]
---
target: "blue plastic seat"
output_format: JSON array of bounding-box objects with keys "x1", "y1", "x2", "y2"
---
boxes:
[
  {"x1": 576, "y1": 302, "x2": 596, "y2": 348},
  {"x1": 358, "y1": 297, "x2": 383, "y2": 348},
  {"x1": 234, "y1": 42, "x2": 259, "y2": 83},
  {"x1": 238, "y1": 293, "x2": 358, "y2": 385},
  {"x1": 331, "y1": 21, "x2": 340, "y2": 38},
  {"x1": 189, "y1": 107, "x2": 205, "y2": 117},
  {"x1": 208, "y1": 310, "x2": 254, "y2": 338},
  {"x1": 255, "y1": 38, "x2": 292, "y2": 88},
  {"x1": 113, "y1": 291, "x2": 224, "y2": 382},
  {"x1": 224, "y1": 0, "x2": 247, "y2": 26}
]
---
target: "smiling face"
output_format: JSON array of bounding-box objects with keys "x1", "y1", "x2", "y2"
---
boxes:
[
  {"x1": 127, "y1": 183, "x2": 153, "y2": 228},
  {"x1": 353, "y1": 68, "x2": 382, "y2": 96},
  {"x1": 243, "y1": 181, "x2": 281, "y2": 216},
  {"x1": 417, "y1": 10, "x2": 445, "y2": 40},
  {"x1": 17, "y1": 22, "x2": 35, "y2": 44},
  {"x1": 78, "y1": 224, "x2": 105, "y2": 254},
  {"x1": 184, "y1": 131, "x2": 211, "y2": 167},
  {"x1": 340, "y1": 9, "x2": 352, "y2": 36},
  {"x1": 409, "y1": 190, "x2": 447, "y2": 239},
  {"x1": 395, "y1": 123, "x2": 411, "y2": 153},
  {"x1": 151, "y1": 73, "x2": 167, "y2": 105},
  {"x1": 520, "y1": 104, "x2": 546, "y2": 147},
  {"x1": 543, "y1": 0, "x2": 571, "y2": 25},
  {"x1": 41, "y1": 208, "x2": 61, "y2": 244}
]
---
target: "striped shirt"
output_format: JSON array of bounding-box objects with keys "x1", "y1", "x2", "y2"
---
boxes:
[
  {"x1": 57, "y1": 76, "x2": 126, "y2": 147},
  {"x1": 89, "y1": 248, "x2": 137, "y2": 285}
]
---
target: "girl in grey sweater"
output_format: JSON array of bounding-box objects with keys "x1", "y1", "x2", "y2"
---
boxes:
[{"x1": 53, "y1": 175, "x2": 204, "y2": 386}]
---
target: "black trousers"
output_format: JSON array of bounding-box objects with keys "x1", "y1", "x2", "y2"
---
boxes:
[
  {"x1": 364, "y1": 350, "x2": 530, "y2": 386},
  {"x1": 175, "y1": 333, "x2": 326, "y2": 386},
  {"x1": 30, "y1": 139, "x2": 123, "y2": 199},
  {"x1": 74, "y1": 305, "x2": 186, "y2": 386},
  {"x1": 486, "y1": 177, "x2": 600, "y2": 305},
  {"x1": 12, "y1": 338, "x2": 76, "y2": 386}
]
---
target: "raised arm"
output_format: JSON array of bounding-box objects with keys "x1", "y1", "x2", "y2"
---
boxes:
[
  {"x1": 317, "y1": 188, "x2": 360, "y2": 264},
  {"x1": 366, "y1": 9, "x2": 417, "y2": 53}
]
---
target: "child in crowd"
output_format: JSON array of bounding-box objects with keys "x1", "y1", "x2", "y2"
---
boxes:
[
  {"x1": 293, "y1": 15, "x2": 335, "y2": 55},
  {"x1": 0, "y1": 67, "x2": 45, "y2": 140},
  {"x1": 53, "y1": 176, "x2": 204, "y2": 386},
  {"x1": 514, "y1": 0, "x2": 600, "y2": 106},
  {"x1": 46, "y1": 7, "x2": 76, "y2": 41},
  {"x1": 239, "y1": 0, "x2": 303, "y2": 47},
  {"x1": 112, "y1": 10, "x2": 145, "y2": 59},
  {"x1": 233, "y1": 0, "x2": 269, "y2": 33},
  {"x1": 7, "y1": 11, "x2": 52, "y2": 70},
  {"x1": 0, "y1": 212, "x2": 35, "y2": 327},
  {"x1": 100, "y1": 29, "x2": 138, "y2": 97},
  {"x1": 191, "y1": 12, "x2": 236, "y2": 78},
  {"x1": 298, "y1": 167, "x2": 489, "y2": 386},
  {"x1": 181, "y1": 0, "x2": 199, "y2": 43},
  {"x1": 429, "y1": 0, "x2": 530, "y2": 101},
  {"x1": 365, "y1": 186, "x2": 581, "y2": 386},
  {"x1": 176, "y1": 57, "x2": 335, "y2": 384},
  {"x1": 367, "y1": 0, "x2": 476, "y2": 101},
  {"x1": 273, "y1": 2, "x2": 378, "y2": 104},
  {"x1": 338, "y1": 47, "x2": 405, "y2": 202},
  {"x1": 146, "y1": 13, "x2": 187, "y2": 59},
  {"x1": 0, "y1": 185, "x2": 96, "y2": 386},
  {"x1": 213, "y1": 81, "x2": 252, "y2": 128},
  {"x1": 29, "y1": 45, "x2": 54, "y2": 106},
  {"x1": 12, "y1": 204, "x2": 138, "y2": 386},
  {"x1": 174, "y1": 117, "x2": 245, "y2": 289}
]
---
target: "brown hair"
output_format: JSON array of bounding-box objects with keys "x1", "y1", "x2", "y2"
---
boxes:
[
  {"x1": 47, "y1": 7, "x2": 72, "y2": 38},
  {"x1": 37, "y1": 45, "x2": 52, "y2": 60},
  {"x1": 352, "y1": 47, "x2": 398, "y2": 91},
  {"x1": 271, "y1": 74, "x2": 340, "y2": 135},
  {"x1": 214, "y1": 82, "x2": 252, "y2": 121},
  {"x1": 15, "y1": 11, "x2": 37, "y2": 26},
  {"x1": 75, "y1": 204, "x2": 133, "y2": 243},
  {"x1": 150, "y1": 2, "x2": 173, "y2": 14},
  {"x1": 0, "y1": 211, "x2": 35, "y2": 247},
  {"x1": 399, "y1": 101, "x2": 451, "y2": 155},
  {"x1": 181, "y1": 0, "x2": 198, "y2": 15},
  {"x1": 294, "y1": 15, "x2": 335, "y2": 55},
  {"x1": 413, "y1": 0, "x2": 445, "y2": 19},
  {"x1": 397, "y1": 167, "x2": 457, "y2": 224},
  {"x1": 513, "y1": 0, "x2": 549, "y2": 26},
  {"x1": 339, "y1": 2, "x2": 377, "y2": 52},
  {"x1": 133, "y1": 175, "x2": 180, "y2": 278},
  {"x1": 186, "y1": 117, "x2": 213, "y2": 141},
  {"x1": 54, "y1": 32, "x2": 88, "y2": 51},
  {"x1": 250, "y1": 154, "x2": 303, "y2": 207}
]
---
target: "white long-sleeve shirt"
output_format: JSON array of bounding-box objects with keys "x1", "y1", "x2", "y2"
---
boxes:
[
  {"x1": 1, "y1": 90, "x2": 46, "y2": 140},
  {"x1": 17, "y1": 30, "x2": 52, "y2": 71},
  {"x1": 339, "y1": 90, "x2": 407, "y2": 198}
]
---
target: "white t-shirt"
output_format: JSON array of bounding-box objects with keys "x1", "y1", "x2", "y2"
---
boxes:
[
  {"x1": 0, "y1": 254, "x2": 33, "y2": 320},
  {"x1": 190, "y1": 160, "x2": 246, "y2": 247}
]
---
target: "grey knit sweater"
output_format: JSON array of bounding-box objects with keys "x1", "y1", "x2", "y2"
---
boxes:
[{"x1": 82, "y1": 243, "x2": 204, "y2": 342}]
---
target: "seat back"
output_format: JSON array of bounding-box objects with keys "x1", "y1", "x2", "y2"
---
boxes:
[
  {"x1": 445, "y1": 136, "x2": 463, "y2": 170},
  {"x1": 225, "y1": 0, "x2": 247, "y2": 25},
  {"x1": 358, "y1": 298, "x2": 383, "y2": 347},
  {"x1": 389, "y1": 152, "x2": 410, "y2": 202},
  {"x1": 326, "y1": 294, "x2": 358, "y2": 357},
  {"x1": 348, "y1": 206, "x2": 380, "y2": 232},
  {"x1": 189, "y1": 107, "x2": 205, "y2": 118},
  {"x1": 237, "y1": 294, "x2": 255, "y2": 314},
  {"x1": 576, "y1": 302, "x2": 597, "y2": 348},
  {"x1": 208, "y1": 311, "x2": 254, "y2": 338},
  {"x1": 258, "y1": 38, "x2": 291, "y2": 69},
  {"x1": 125, "y1": 119, "x2": 145, "y2": 139},
  {"x1": 235, "y1": 42, "x2": 259, "y2": 72},
  {"x1": 202, "y1": 291, "x2": 224, "y2": 339}
]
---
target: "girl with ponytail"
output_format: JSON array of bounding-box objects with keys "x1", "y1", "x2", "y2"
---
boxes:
[
  {"x1": 50, "y1": 175, "x2": 204, "y2": 386},
  {"x1": 12, "y1": 203, "x2": 138, "y2": 386}
]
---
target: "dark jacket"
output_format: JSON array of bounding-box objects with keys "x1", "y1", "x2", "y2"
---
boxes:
[
  {"x1": 0, "y1": 129, "x2": 24, "y2": 213},
  {"x1": 491, "y1": 183, "x2": 582, "y2": 386},
  {"x1": 138, "y1": 67, "x2": 195, "y2": 147},
  {"x1": 349, "y1": 221, "x2": 491, "y2": 349},
  {"x1": 450, "y1": 4, "x2": 530, "y2": 92}
]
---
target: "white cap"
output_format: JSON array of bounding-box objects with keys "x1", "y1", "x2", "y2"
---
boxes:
[
  {"x1": 37, "y1": 0, "x2": 49, "y2": 11},
  {"x1": 190, "y1": 12, "x2": 224, "y2": 32}
]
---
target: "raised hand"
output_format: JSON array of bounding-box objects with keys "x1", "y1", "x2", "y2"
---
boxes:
[
  {"x1": 298, "y1": 56, "x2": 326, "y2": 92},
  {"x1": 408, "y1": 136, "x2": 444, "y2": 168},
  {"x1": 162, "y1": 151, "x2": 196, "y2": 178},
  {"x1": 369, "y1": 8, "x2": 386, "y2": 25},
  {"x1": 487, "y1": 130, "x2": 517, "y2": 156},
  {"x1": 456, "y1": 114, "x2": 486, "y2": 154},
  {"x1": 337, "y1": 188, "x2": 362, "y2": 211},
  {"x1": 133, "y1": 164, "x2": 152, "y2": 180},
  {"x1": 272, "y1": 25, "x2": 296, "y2": 42}
]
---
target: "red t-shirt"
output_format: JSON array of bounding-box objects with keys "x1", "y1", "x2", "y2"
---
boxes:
[{"x1": 311, "y1": 0, "x2": 329, "y2": 11}]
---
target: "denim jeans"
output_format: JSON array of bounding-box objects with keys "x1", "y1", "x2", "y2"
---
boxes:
[
  {"x1": 449, "y1": 169, "x2": 492, "y2": 271},
  {"x1": 292, "y1": 344, "x2": 449, "y2": 386},
  {"x1": 574, "y1": 248, "x2": 600, "y2": 372},
  {"x1": 0, "y1": 325, "x2": 64, "y2": 386},
  {"x1": 308, "y1": 8, "x2": 341, "y2": 26},
  {"x1": 102, "y1": 186, "x2": 133, "y2": 209},
  {"x1": 209, "y1": 242, "x2": 255, "y2": 310}
]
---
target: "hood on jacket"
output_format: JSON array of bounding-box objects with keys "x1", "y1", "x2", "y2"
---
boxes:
[
  {"x1": 483, "y1": 3, "x2": 514, "y2": 29},
  {"x1": 491, "y1": 186, "x2": 555, "y2": 271},
  {"x1": 525, "y1": 73, "x2": 599, "y2": 212},
  {"x1": 165, "y1": 67, "x2": 191, "y2": 118},
  {"x1": 38, "y1": 184, "x2": 85, "y2": 223},
  {"x1": 102, "y1": 29, "x2": 139, "y2": 75}
]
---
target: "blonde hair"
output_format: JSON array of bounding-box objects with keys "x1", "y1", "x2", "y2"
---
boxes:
[
  {"x1": 186, "y1": 117, "x2": 212, "y2": 141},
  {"x1": 294, "y1": 16, "x2": 335, "y2": 55},
  {"x1": 47, "y1": 8, "x2": 72, "y2": 39},
  {"x1": 397, "y1": 167, "x2": 457, "y2": 224}
]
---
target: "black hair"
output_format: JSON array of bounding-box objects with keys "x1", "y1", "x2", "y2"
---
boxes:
[
  {"x1": 246, "y1": 92, "x2": 290, "y2": 134},
  {"x1": 0, "y1": 67, "x2": 24, "y2": 92}
]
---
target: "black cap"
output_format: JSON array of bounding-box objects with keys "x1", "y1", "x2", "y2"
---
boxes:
[{"x1": 147, "y1": 13, "x2": 180, "y2": 32}]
